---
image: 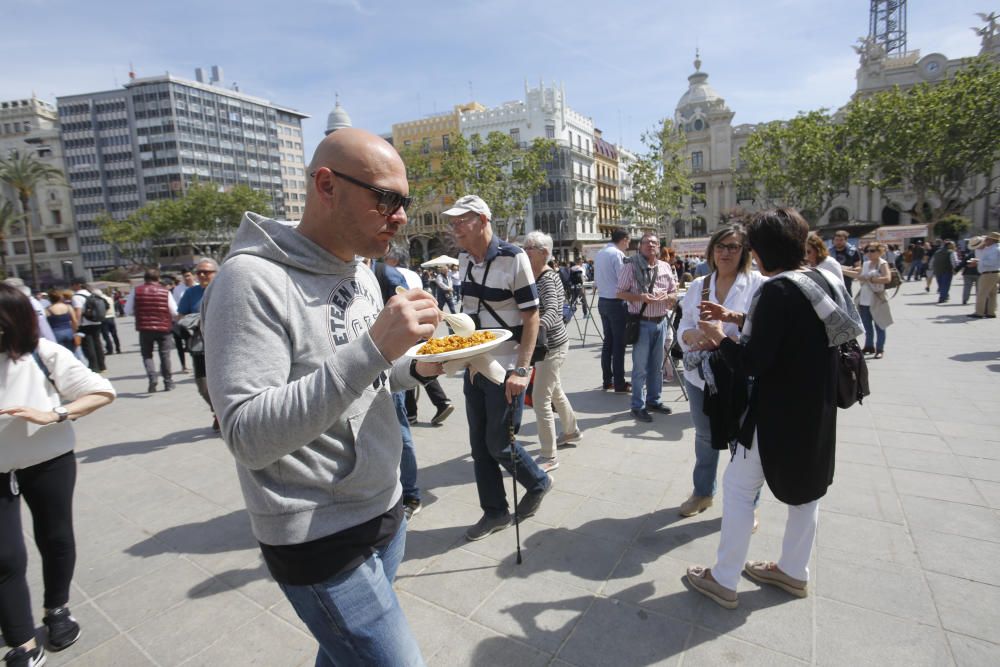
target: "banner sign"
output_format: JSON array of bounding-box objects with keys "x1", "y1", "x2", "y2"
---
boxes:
[{"x1": 875, "y1": 224, "x2": 930, "y2": 242}]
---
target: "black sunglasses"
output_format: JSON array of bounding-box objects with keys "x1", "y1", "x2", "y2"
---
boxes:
[{"x1": 311, "y1": 169, "x2": 412, "y2": 217}]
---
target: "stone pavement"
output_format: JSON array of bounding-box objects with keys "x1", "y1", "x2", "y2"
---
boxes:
[{"x1": 5, "y1": 278, "x2": 1000, "y2": 666}]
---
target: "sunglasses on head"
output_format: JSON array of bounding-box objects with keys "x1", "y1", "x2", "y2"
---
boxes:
[{"x1": 311, "y1": 169, "x2": 412, "y2": 217}]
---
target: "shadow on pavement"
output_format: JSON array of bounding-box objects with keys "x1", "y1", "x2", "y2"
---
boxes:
[
  {"x1": 950, "y1": 351, "x2": 1000, "y2": 362},
  {"x1": 76, "y1": 427, "x2": 216, "y2": 463}
]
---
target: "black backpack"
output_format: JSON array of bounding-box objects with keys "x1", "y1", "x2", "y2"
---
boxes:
[{"x1": 82, "y1": 293, "x2": 108, "y2": 321}]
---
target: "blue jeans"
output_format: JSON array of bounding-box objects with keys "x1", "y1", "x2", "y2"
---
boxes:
[
  {"x1": 936, "y1": 272, "x2": 953, "y2": 302},
  {"x1": 437, "y1": 291, "x2": 456, "y2": 313},
  {"x1": 279, "y1": 522, "x2": 425, "y2": 667},
  {"x1": 858, "y1": 305, "x2": 886, "y2": 352},
  {"x1": 686, "y1": 380, "x2": 718, "y2": 497},
  {"x1": 631, "y1": 318, "x2": 665, "y2": 410},
  {"x1": 598, "y1": 298, "x2": 628, "y2": 389},
  {"x1": 393, "y1": 392, "x2": 419, "y2": 502},
  {"x1": 464, "y1": 370, "x2": 549, "y2": 518}
]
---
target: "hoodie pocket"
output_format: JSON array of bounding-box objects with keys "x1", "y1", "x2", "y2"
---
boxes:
[{"x1": 336, "y1": 391, "x2": 400, "y2": 501}]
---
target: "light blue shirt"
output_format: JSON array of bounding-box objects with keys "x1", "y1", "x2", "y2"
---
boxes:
[
  {"x1": 976, "y1": 243, "x2": 1000, "y2": 273},
  {"x1": 594, "y1": 242, "x2": 625, "y2": 299}
]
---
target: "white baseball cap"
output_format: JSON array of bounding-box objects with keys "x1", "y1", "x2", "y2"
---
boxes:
[{"x1": 442, "y1": 195, "x2": 491, "y2": 221}]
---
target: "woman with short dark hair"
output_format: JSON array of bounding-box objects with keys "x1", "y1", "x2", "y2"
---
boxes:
[
  {"x1": 684, "y1": 208, "x2": 862, "y2": 609},
  {"x1": 1, "y1": 284, "x2": 116, "y2": 665}
]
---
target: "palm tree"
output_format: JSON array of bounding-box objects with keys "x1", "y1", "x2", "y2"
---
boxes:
[
  {"x1": 0, "y1": 150, "x2": 65, "y2": 291},
  {"x1": 0, "y1": 199, "x2": 25, "y2": 279}
]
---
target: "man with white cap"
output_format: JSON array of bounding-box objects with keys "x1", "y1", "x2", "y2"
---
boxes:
[
  {"x1": 445, "y1": 194, "x2": 553, "y2": 541},
  {"x1": 969, "y1": 232, "x2": 1000, "y2": 318}
]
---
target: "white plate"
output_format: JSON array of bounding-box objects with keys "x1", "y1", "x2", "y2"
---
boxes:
[{"x1": 404, "y1": 329, "x2": 513, "y2": 362}]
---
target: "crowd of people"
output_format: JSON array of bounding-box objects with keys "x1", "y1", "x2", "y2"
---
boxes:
[{"x1": 3, "y1": 126, "x2": 999, "y2": 666}]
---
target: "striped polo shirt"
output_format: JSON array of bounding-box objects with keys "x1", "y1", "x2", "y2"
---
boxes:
[{"x1": 460, "y1": 234, "x2": 539, "y2": 369}]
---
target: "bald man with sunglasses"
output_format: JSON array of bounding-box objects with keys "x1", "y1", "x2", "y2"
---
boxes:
[{"x1": 202, "y1": 128, "x2": 437, "y2": 666}]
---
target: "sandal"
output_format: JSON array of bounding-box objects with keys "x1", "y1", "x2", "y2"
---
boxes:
[
  {"x1": 743, "y1": 560, "x2": 808, "y2": 598},
  {"x1": 686, "y1": 566, "x2": 738, "y2": 609}
]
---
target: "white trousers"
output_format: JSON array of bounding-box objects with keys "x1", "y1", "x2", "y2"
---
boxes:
[{"x1": 712, "y1": 437, "x2": 820, "y2": 591}]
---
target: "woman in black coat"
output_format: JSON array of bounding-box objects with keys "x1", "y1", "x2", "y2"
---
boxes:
[{"x1": 684, "y1": 208, "x2": 861, "y2": 610}]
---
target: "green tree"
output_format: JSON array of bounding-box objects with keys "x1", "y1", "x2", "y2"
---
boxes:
[
  {"x1": 436, "y1": 132, "x2": 555, "y2": 239},
  {"x1": 97, "y1": 181, "x2": 272, "y2": 267},
  {"x1": 737, "y1": 110, "x2": 852, "y2": 225},
  {"x1": 844, "y1": 55, "x2": 1000, "y2": 227},
  {"x1": 934, "y1": 214, "x2": 971, "y2": 240},
  {"x1": 622, "y1": 119, "x2": 692, "y2": 238},
  {"x1": 0, "y1": 151, "x2": 65, "y2": 291},
  {"x1": 396, "y1": 144, "x2": 438, "y2": 242},
  {"x1": 0, "y1": 199, "x2": 26, "y2": 279}
]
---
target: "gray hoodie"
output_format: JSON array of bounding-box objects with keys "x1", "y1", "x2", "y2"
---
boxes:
[{"x1": 202, "y1": 212, "x2": 416, "y2": 546}]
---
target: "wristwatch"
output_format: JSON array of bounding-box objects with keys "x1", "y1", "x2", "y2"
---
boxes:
[
  {"x1": 514, "y1": 366, "x2": 531, "y2": 377},
  {"x1": 53, "y1": 407, "x2": 69, "y2": 423}
]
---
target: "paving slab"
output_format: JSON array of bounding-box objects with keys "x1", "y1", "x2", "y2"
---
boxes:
[{"x1": 5, "y1": 279, "x2": 1000, "y2": 665}]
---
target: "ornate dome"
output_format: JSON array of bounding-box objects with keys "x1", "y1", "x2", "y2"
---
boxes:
[
  {"x1": 675, "y1": 52, "x2": 727, "y2": 117},
  {"x1": 325, "y1": 94, "x2": 352, "y2": 135}
]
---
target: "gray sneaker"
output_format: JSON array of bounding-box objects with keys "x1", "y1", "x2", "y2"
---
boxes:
[
  {"x1": 465, "y1": 513, "x2": 512, "y2": 541},
  {"x1": 516, "y1": 476, "x2": 554, "y2": 520}
]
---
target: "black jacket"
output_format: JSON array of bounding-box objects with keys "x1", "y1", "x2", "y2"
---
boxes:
[{"x1": 719, "y1": 277, "x2": 838, "y2": 505}]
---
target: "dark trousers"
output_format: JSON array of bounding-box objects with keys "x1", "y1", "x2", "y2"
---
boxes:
[
  {"x1": 598, "y1": 297, "x2": 628, "y2": 390},
  {"x1": 936, "y1": 272, "x2": 953, "y2": 303},
  {"x1": 172, "y1": 323, "x2": 189, "y2": 370},
  {"x1": 192, "y1": 353, "x2": 213, "y2": 411},
  {"x1": 404, "y1": 379, "x2": 450, "y2": 419},
  {"x1": 0, "y1": 452, "x2": 77, "y2": 647},
  {"x1": 79, "y1": 323, "x2": 106, "y2": 372},
  {"x1": 139, "y1": 330, "x2": 174, "y2": 384},
  {"x1": 463, "y1": 371, "x2": 548, "y2": 518},
  {"x1": 101, "y1": 318, "x2": 121, "y2": 354}
]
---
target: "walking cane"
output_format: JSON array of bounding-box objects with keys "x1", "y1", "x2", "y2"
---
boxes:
[{"x1": 508, "y1": 408, "x2": 523, "y2": 565}]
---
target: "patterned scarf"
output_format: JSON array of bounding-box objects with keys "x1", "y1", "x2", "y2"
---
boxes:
[{"x1": 742, "y1": 269, "x2": 863, "y2": 346}]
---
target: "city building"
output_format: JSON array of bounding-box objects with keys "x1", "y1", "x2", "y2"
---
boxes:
[
  {"x1": 391, "y1": 101, "x2": 485, "y2": 262},
  {"x1": 1, "y1": 96, "x2": 84, "y2": 286},
  {"x1": 669, "y1": 10, "x2": 1000, "y2": 239},
  {"x1": 57, "y1": 67, "x2": 308, "y2": 273},
  {"x1": 460, "y1": 82, "x2": 601, "y2": 260},
  {"x1": 593, "y1": 128, "x2": 620, "y2": 236}
]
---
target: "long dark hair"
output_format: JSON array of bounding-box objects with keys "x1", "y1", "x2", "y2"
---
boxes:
[{"x1": 0, "y1": 283, "x2": 39, "y2": 360}]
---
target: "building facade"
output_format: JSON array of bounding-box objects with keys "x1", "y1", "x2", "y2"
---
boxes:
[
  {"x1": 57, "y1": 69, "x2": 307, "y2": 272},
  {"x1": 460, "y1": 82, "x2": 601, "y2": 260},
  {"x1": 593, "y1": 128, "x2": 620, "y2": 236},
  {"x1": 1, "y1": 97, "x2": 84, "y2": 285},
  {"x1": 670, "y1": 19, "x2": 1000, "y2": 240},
  {"x1": 392, "y1": 102, "x2": 484, "y2": 262}
]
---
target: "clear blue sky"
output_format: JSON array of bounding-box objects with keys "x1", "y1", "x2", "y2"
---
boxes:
[{"x1": 3, "y1": 0, "x2": 989, "y2": 157}]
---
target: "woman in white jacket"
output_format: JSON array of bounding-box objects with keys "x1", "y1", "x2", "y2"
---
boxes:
[
  {"x1": 0, "y1": 284, "x2": 115, "y2": 667},
  {"x1": 676, "y1": 225, "x2": 766, "y2": 519}
]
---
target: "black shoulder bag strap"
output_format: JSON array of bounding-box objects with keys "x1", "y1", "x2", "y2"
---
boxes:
[{"x1": 465, "y1": 257, "x2": 512, "y2": 330}]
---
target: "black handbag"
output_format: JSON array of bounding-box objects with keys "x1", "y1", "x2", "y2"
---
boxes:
[{"x1": 624, "y1": 303, "x2": 646, "y2": 345}]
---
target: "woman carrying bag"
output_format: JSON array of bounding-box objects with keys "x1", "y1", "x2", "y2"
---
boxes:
[
  {"x1": 843, "y1": 243, "x2": 893, "y2": 359},
  {"x1": 676, "y1": 224, "x2": 765, "y2": 519},
  {"x1": 0, "y1": 284, "x2": 115, "y2": 667},
  {"x1": 521, "y1": 231, "x2": 582, "y2": 472}
]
